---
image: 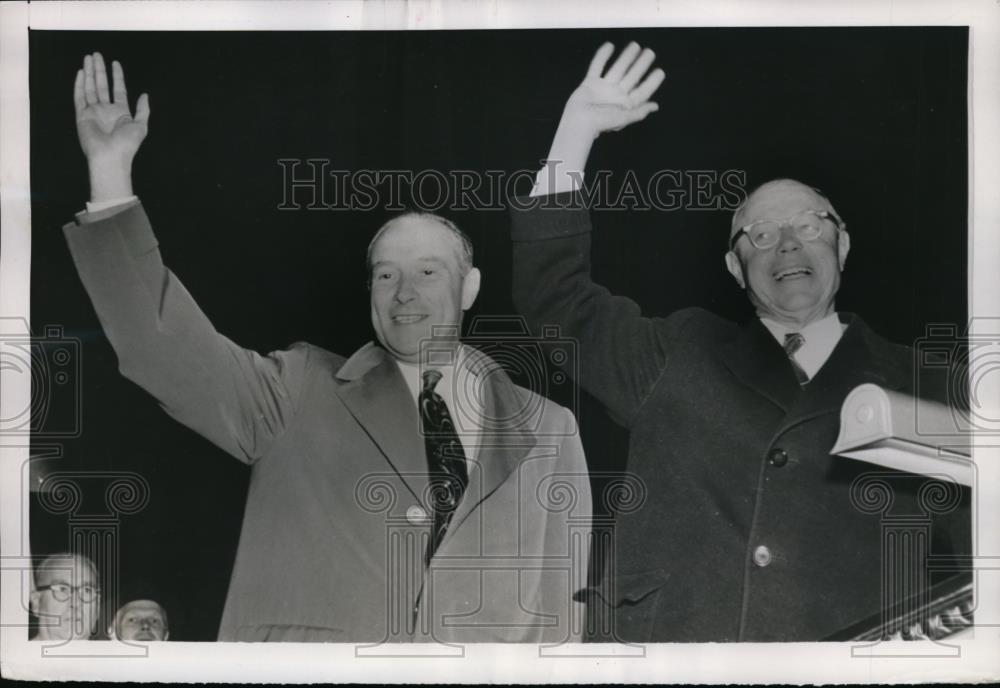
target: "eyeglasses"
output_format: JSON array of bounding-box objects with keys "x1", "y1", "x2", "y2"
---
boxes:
[
  {"x1": 37, "y1": 583, "x2": 100, "y2": 603},
  {"x1": 730, "y1": 209, "x2": 843, "y2": 251}
]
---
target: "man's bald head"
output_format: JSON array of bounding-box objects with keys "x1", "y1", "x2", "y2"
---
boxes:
[
  {"x1": 34, "y1": 552, "x2": 98, "y2": 587},
  {"x1": 730, "y1": 179, "x2": 841, "y2": 241}
]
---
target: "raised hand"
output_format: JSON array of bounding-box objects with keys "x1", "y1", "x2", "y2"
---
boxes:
[
  {"x1": 541, "y1": 42, "x2": 665, "y2": 185},
  {"x1": 562, "y1": 42, "x2": 665, "y2": 141},
  {"x1": 74, "y1": 53, "x2": 149, "y2": 202},
  {"x1": 75, "y1": 53, "x2": 149, "y2": 163}
]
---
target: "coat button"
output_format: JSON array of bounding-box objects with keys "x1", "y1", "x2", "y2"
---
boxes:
[
  {"x1": 753, "y1": 545, "x2": 772, "y2": 567},
  {"x1": 406, "y1": 505, "x2": 429, "y2": 525},
  {"x1": 767, "y1": 448, "x2": 788, "y2": 467}
]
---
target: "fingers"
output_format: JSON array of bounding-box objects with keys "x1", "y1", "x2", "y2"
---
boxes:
[
  {"x1": 83, "y1": 54, "x2": 97, "y2": 106},
  {"x1": 93, "y1": 52, "x2": 111, "y2": 104},
  {"x1": 112, "y1": 60, "x2": 128, "y2": 105},
  {"x1": 620, "y1": 47, "x2": 655, "y2": 92},
  {"x1": 604, "y1": 41, "x2": 641, "y2": 82},
  {"x1": 630, "y1": 67, "x2": 666, "y2": 104},
  {"x1": 73, "y1": 69, "x2": 85, "y2": 116},
  {"x1": 586, "y1": 42, "x2": 615, "y2": 79},
  {"x1": 134, "y1": 93, "x2": 150, "y2": 125}
]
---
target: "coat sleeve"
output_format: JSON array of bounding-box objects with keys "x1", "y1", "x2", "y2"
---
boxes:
[
  {"x1": 510, "y1": 193, "x2": 695, "y2": 427},
  {"x1": 63, "y1": 202, "x2": 309, "y2": 464}
]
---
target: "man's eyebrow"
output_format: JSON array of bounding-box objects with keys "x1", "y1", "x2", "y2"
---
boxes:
[{"x1": 372, "y1": 257, "x2": 450, "y2": 268}]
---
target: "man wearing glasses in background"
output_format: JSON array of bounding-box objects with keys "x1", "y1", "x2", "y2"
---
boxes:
[
  {"x1": 511, "y1": 42, "x2": 970, "y2": 641},
  {"x1": 30, "y1": 553, "x2": 100, "y2": 641}
]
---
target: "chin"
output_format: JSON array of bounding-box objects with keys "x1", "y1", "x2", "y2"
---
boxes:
[{"x1": 772, "y1": 293, "x2": 823, "y2": 312}]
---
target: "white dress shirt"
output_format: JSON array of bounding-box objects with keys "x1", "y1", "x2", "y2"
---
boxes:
[
  {"x1": 85, "y1": 196, "x2": 138, "y2": 213},
  {"x1": 530, "y1": 163, "x2": 581, "y2": 198}
]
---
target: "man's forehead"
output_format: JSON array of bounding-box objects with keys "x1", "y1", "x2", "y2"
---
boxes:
[
  {"x1": 38, "y1": 557, "x2": 96, "y2": 583},
  {"x1": 733, "y1": 180, "x2": 833, "y2": 231},
  {"x1": 371, "y1": 217, "x2": 461, "y2": 259},
  {"x1": 120, "y1": 601, "x2": 164, "y2": 616}
]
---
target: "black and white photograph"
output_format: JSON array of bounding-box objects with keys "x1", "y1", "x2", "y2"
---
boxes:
[{"x1": 1, "y1": 0, "x2": 998, "y2": 683}]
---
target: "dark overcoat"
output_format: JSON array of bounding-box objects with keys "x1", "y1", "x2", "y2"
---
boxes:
[{"x1": 510, "y1": 195, "x2": 968, "y2": 641}]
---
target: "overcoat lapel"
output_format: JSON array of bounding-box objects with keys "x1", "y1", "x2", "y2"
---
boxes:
[
  {"x1": 446, "y1": 355, "x2": 537, "y2": 535},
  {"x1": 332, "y1": 343, "x2": 539, "y2": 534},
  {"x1": 334, "y1": 343, "x2": 430, "y2": 506},
  {"x1": 718, "y1": 318, "x2": 801, "y2": 413},
  {"x1": 719, "y1": 314, "x2": 911, "y2": 439}
]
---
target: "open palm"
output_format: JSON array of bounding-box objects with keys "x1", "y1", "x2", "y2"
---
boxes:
[
  {"x1": 565, "y1": 42, "x2": 665, "y2": 136},
  {"x1": 74, "y1": 53, "x2": 149, "y2": 163}
]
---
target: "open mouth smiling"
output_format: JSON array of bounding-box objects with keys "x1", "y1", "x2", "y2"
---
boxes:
[
  {"x1": 392, "y1": 314, "x2": 428, "y2": 324},
  {"x1": 773, "y1": 266, "x2": 813, "y2": 281}
]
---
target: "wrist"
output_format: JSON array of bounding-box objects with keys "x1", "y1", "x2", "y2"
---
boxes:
[
  {"x1": 556, "y1": 107, "x2": 601, "y2": 144},
  {"x1": 546, "y1": 118, "x2": 595, "y2": 174},
  {"x1": 87, "y1": 154, "x2": 134, "y2": 203}
]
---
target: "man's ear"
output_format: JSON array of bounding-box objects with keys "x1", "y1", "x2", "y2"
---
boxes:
[
  {"x1": 107, "y1": 624, "x2": 117, "y2": 640},
  {"x1": 461, "y1": 267, "x2": 481, "y2": 310},
  {"x1": 725, "y1": 251, "x2": 746, "y2": 289},
  {"x1": 163, "y1": 630, "x2": 170, "y2": 641},
  {"x1": 837, "y1": 228, "x2": 851, "y2": 270}
]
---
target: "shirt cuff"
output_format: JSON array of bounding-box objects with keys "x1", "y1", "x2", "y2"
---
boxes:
[
  {"x1": 75, "y1": 197, "x2": 142, "y2": 225},
  {"x1": 529, "y1": 165, "x2": 584, "y2": 198},
  {"x1": 84, "y1": 196, "x2": 139, "y2": 214},
  {"x1": 509, "y1": 190, "x2": 593, "y2": 242}
]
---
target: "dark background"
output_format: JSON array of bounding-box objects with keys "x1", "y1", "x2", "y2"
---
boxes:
[{"x1": 29, "y1": 27, "x2": 968, "y2": 640}]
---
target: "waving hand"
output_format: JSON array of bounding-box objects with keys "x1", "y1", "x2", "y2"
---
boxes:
[
  {"x1": 542, "y1": 42, "x2": 665, "y2": 185},
  {"x1": 564, "y1": 42, "x2": 665, "y2": 139},
  {"x1": 74, "y1": 53, "x2": 149, "y2": 202}
]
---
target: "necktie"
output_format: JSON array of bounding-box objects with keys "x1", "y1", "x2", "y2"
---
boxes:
[
  {"x1": 783, "y1": 332, "x2": 809, "y2": 386},
  {"x1": 419, "y1": 369, "x2": 469, "y2": 563}
]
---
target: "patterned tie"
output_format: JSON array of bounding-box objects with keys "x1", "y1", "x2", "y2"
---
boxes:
[
  {"x1": 419, "y1": 369, "x2": 469, "y2": 563},
  {"x1": 783, "y1": 332, "x2": 809, "y2": 386}
]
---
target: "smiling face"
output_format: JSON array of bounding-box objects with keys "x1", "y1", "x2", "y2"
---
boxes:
[
  {"x1": 110, "y1": 599, "x2": 169, "y2": 641},
  {"x1": 725, "y1": 179, "x2": 850, "y2": 328},
  {"x1": 30, "y1": 554, "x2": 100, "y2": 641},
  {"x1": 369, "y1": 215, "x2": 481, "y2": 363}
]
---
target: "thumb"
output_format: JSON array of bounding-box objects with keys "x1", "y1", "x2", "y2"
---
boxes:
[
  {"x1": 622, "y1": 101, "x2": 659, "y2": 127},
  {"x1": 135, "y1": 93, "x2": 151, "y2": 125}
]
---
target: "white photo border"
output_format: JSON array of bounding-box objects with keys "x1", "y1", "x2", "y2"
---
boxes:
[{"x1": 1, "y1": 0, "x2": 998, "y2": 683}]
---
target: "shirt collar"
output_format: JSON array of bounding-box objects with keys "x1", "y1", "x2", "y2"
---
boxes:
[
  {"x1": 760, "y1": 312, "x2": 844, "y2": 341},
  {"x1": 393, "y1": 344, "x2": 486, "y2": 411},
  {"x1": 759, "y1": 312, "x2": 847, "y2": 380}
]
